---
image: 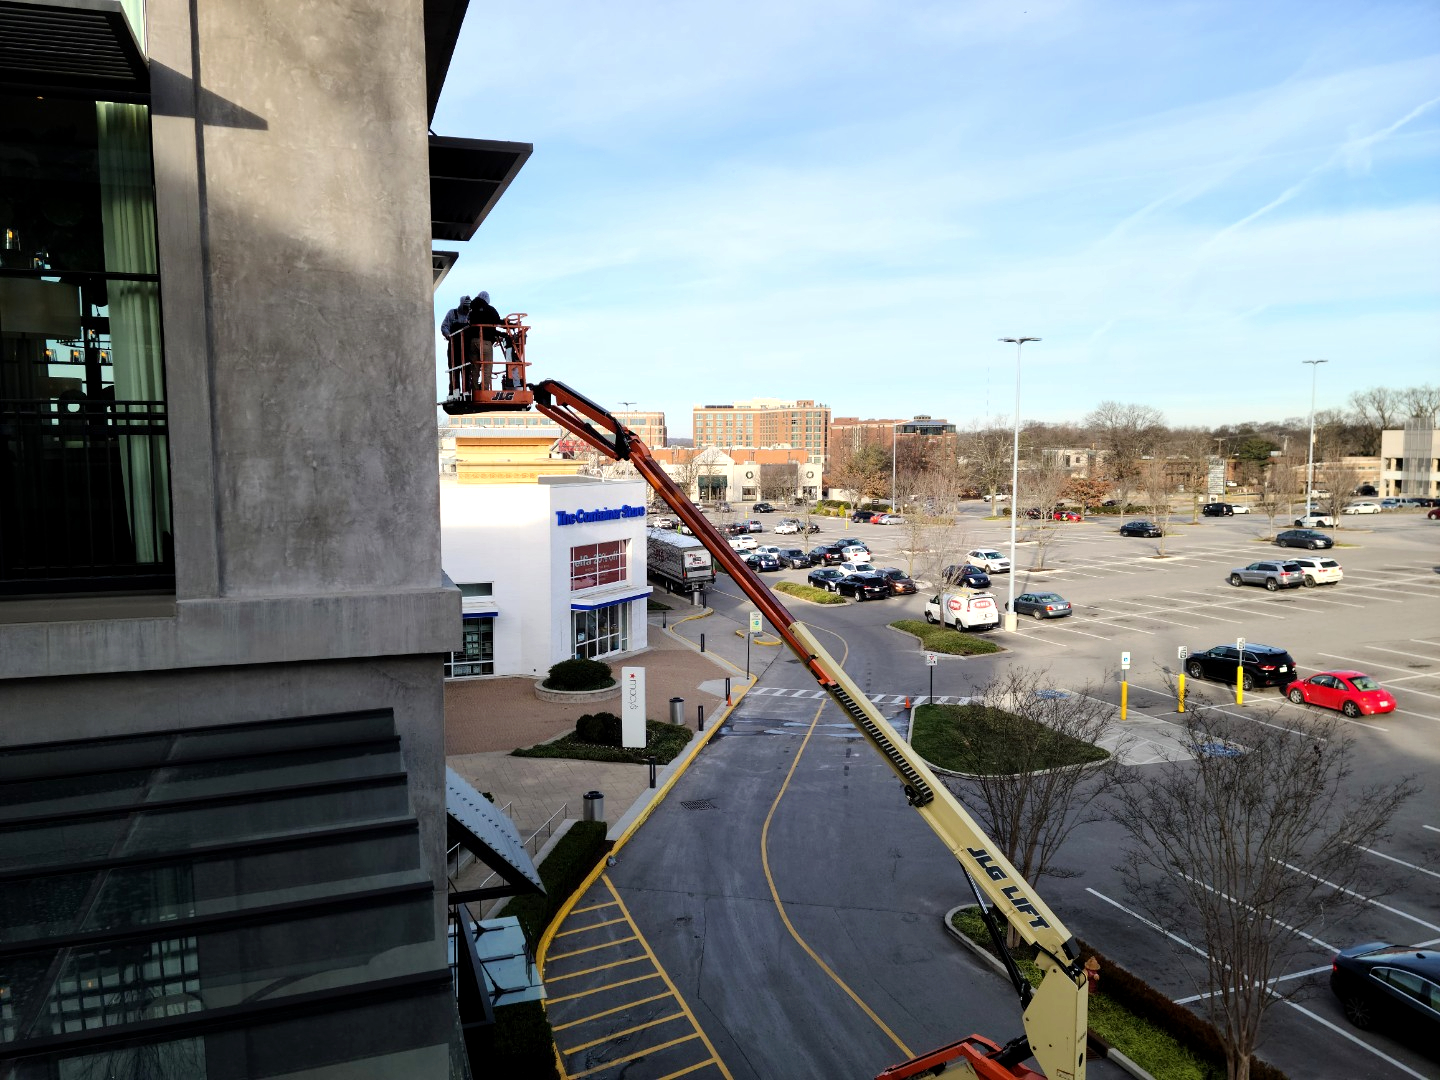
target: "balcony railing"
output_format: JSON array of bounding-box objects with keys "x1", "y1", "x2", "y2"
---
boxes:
[{"x1": 0, "y1": 397, "x2": 173, "y2": 594}]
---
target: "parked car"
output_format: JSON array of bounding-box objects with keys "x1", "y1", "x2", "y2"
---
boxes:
[
  {"x1": 777, "y1": 548, "x2": 814, "y2": 569},
  {"x1": 773, "y1": 520, "x2": 800, "y2": 534},
  {"x1": 1275, "y1": 528, "x2": 1334, "y2": 550},
  {"x1": 924, "y1": 590, "x2": 1001, "y2": 631},
  {"x1": 724, "y1": 522, "x2": 749, "y2": 536},
  {"x1": 1330, "y1": 942, "x2": 1440, "y2": 1040},
  {"x1": 1119, "y1": 520, "x2": 1164, "y2": 538},
  {"x1": 753, "y1": 502, "x2": 775, "y2": 513},
  {"x1": 837, "y1": 560, "x2": 873, "y2": 578},
  {"x1": 1011, "y1": 592, "x2": 1072, "y2": 619},
  {"x1": 982, "y1": 493, "x2": 1009, "y2": 502},
  {"x1": 1287, "y1": 556, "x2": 1342, "y2": 587},
  {"x1": 727, "y1": 535, "x2": 758, "y2": 552},
  {"x1": 851, "y1": 509, "x2": 876, "y2": 522},
  {"x1": 1229, "y1": 503, "x2": 1251, "y2": 514},
  {"x1": 753, "y1": 545, "x2": 785, "y2": 559},
  {"x1": 1185, "y1": 643, "x2": 1298, "y2": 690},
  {"x1": 1354, "y1": 484, "x2": 1379, "y2": 497},
  {"x1": 873, "y1": 567, "x2": 917, "y2": 595},
  {"x1": 941, "y1": 564, "x2": 991, "y2": 589},
  {"x1": 650, "y1": 515, "x2": 678, "y2": 529},
  {"x1": 1294, "y1": 513, "x2": 1335, "y2": 528},
  {"x1": 1343, "y1": 501, "x2": 1381, "y2": 515},
  {"x1": 1051, "y1": 510, "x2": 1083, "y2": 522},
  {"x1": 1229, "y1": 560, "x2": 1306, "y2": 590},
  {"x1": 807, "y1": 568, "x2": 845, "y2": 590},
  {"x1": 1201, "y1": 502, "x2": 1234, "y2": 517},
  {"x1": 964, "y1": 549, "x2": 1011, "y2": 573},
  {"x1": 1380, "y1": 498, "x2": 1405, "y2": 509},
  {"x1": 1023, "y1": 506, "x2": 1045, "y2": 520},
  {"x1": 809, "y1": 545, "x2": 845, "y2": 565},
  {"x1": 1287, "y1": 671, "x2": 1395, "y2": 717},
  {"x1": 744, "y1": 552, "x2": 782, "y2": 572},
  {"x1": 867, "y1": 512, "x2": 888, "y2": 524},
  {"x1": 837, "y1": 572, "x2": 890, "y2": 601},
  {"x1": 745, "y1": 519, "x2": 765, "y2": 533},
  {"x1": 877, "y1": 513, "x2": 905, "y2": 525},
  {"x1": 1431, "y1": 507, "x2": 1440, "y2": 521}
]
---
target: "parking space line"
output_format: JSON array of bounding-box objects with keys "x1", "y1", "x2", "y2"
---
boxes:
[
  {"x1": 555, "y1": 916, "x2": 628, "y2": 938},
  {"x1": 547, "y1": 972, "x2": 663, "y2": 1005},
  {"x1": 561, "y1": 1011, "x2": 688, "y2": 1055},
  {"x1": 548, "y1": 935, "x2": 640, "y2": 962},
  {"x1": 1366, "y1": 645, "x2": 1440, "y2": 662},
  {"x1": 1355, "y1": 845, "x2": 1440, "y2": 881},
  {"x1": 1272, "y1": 860, "x2": 1440, "y2": 934},
  {"x1": 547, "y1": 955, "x2": 651, "y2": 983},
  {"x1": 654, "y1": 1061, "x2": 722, "y2": 1080},
  {"x1": 568, "y1": 1034, "x2": 703, "y2": 1079},
  {"x1": 552, "y1": 991, "x2": 674, "y2": 1032},
  {"x1": 571, "y1": 900, "x2": 621, "y2": 916}
]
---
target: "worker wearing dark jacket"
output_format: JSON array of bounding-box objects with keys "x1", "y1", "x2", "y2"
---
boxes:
[
  {"x1": 440, "y1": 295, "x2": 471, "y2": 339},
  {"x1": 467, "y1": 291, "x2": 502, "y2": 340}
]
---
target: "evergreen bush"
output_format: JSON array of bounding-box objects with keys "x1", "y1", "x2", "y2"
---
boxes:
[
  {"x1": 543, "y1": 657, "x2": 614, "y2": 691},
  {"x1": 574, "y1": 711, "x2": 623, "y2": 746}
]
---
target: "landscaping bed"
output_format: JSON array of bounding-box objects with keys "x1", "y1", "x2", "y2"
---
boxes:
[
  {"x1": 912, "y1": 702, "x2": 1108, "y2": 774},
  {"x1": 889, "y1": 619, "x2": 1002, "y2": 655},
  {"x1": 512, "y1": 719, "x2": 693, "y2": 765},
  {"x1": 774, "y1": 581, "x2": 846, "y2": 604}
]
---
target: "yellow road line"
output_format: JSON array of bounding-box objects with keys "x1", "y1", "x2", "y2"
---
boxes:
[
  {"x1": 758, "y1": 628, "x2": 915, "y2": 1060},
  {"x1": 560, "y1": 1011, "x2": 686, "y2": 1054},
  {"x1": 550, "y1": 991, "x2": 674, "y2": 1032},
  {"x1": 555, "y1": 916, "x2": 628, "y2": 938},
  {"x1": 568, "y1": 1033, "x2": 702, "y2": 1079},
  {"x1": 654, "y1": 1060, "x2": 719, "y2": 1080},
  {"x1": 546, "y1": 972, "x2": 663, "y2": 1005},
  {"x1": 547, "y1": 935, "x2": 640, "y2": 962},
  {"x1": 545, "y1": 954, "x2": 650, "y2": 983},
  {"x1": 570, "y1": 900, "x2": 620, "y2": 916},
  {"x1": 601, "y1": 876, "x2": 736, "y2": 1080}
]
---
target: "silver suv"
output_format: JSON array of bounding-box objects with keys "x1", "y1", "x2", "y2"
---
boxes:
[{"x1": 1228, "y1": 560, "x2": 1305, "y2": 591}]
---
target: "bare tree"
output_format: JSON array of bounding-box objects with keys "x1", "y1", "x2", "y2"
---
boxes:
[
  {"x1": 1251, "y1": 455, "x2": 1302, "y2": 538},
  {"x1": 1019, "y1": 464, "x2": 1069, "y2": 571},
  {"x1": 960, "y1": 419, "x2": 1015, "y2": 507},
  {"x1": 1398, "y1": 383, "x2": 1440, "y2": 423},
  {"x1": 1085, "y1": 401, "x2": 1166, "y2": 507},
  {"x1": 759, "y1": 462, "x2": 799, "y2": 503},
  {"x1": 1111, "y1": 705, "x2": 1416, "y2": 1080},
  {"x1": 1139, "y1": 458, "x2": 1178, "y2": 556},
  {"x1": 937, "y1": 667, "x2": 1125, "y2": 944},
  {"x1": 825, "y1": 438, "x2": 890, "y2": 506}
]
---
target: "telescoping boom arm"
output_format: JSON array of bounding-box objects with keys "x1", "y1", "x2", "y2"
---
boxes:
[{"x1": 530, "y1": 379, "x2": 1089, "y2": 1080}]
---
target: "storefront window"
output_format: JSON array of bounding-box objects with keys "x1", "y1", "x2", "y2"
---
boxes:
[
  {"x1": 570, "y1": 540, "x2": 627, "y2": 591},
  {"x1": 447, "y1": 617, "x2": 494, "y2": 677},
  {"x1": 572, "y1": 604, "x2": 628, "y2": 660}
]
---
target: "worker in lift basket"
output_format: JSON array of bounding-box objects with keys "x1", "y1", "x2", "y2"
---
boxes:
[{"x1": 462, "y1": 291, "x2": 505, "y2": 391}]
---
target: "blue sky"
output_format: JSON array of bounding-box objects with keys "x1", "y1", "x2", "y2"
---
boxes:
[{"x1": 432, "y1": 1, "x2": 1440, "y2": 437}]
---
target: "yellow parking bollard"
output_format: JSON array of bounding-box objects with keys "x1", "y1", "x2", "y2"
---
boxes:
[
  {"x1": 1120, "y1": 678, "x2": 1128, "y2": 721},
  {"x1": 1177, "y1": 672, "x2": 1186, "y2": 713}
]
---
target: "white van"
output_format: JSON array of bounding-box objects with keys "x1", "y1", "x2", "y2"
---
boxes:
[{"x1": 924, "y1": 591, "x2": 1000, "y2": 631}]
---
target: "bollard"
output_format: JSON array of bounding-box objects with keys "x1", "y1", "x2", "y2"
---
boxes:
[
  {"x1": 582, "y1": 790, "x2": 604, "y2": 822},
  {"x1": 725, "y1": 677, "x2": 731, "y2": 705},
  {"x1": 700, "y1": 632, "x2": 706, "y2": 653},
  {"x1": 698, "y1": 704, "x2": 705, "y2": 731},
  {"x1": 647, "y1": 756, "x2": 657, "y2": 789},
  {"x1": 662, "y1": 609, "x2": 667, "y2": 628},
  {"x1": 669, "y1": 696, "x2": 684, "y2": 725}
]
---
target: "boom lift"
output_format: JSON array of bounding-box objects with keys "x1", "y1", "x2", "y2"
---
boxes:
[{"x1": 443, "y1": 350, "x2": 1092, "y2": 1080}]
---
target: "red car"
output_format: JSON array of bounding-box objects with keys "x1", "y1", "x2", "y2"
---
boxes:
[
  {"x1": 1429, "y1": 507, "x2": 1440, "y2": 520},
  {"x1": 1285, "y1": 671, "x2": 1396, "y2": 718},
  {"x1": 868, "y1": 513, "x2": 888, "y2": 524},
  {"x1": 1052, "y1": 510, "x2": 1083, "y2": 522}
]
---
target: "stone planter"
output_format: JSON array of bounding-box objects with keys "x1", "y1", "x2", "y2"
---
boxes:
[{"x1": 533, "y1": 681, "x2": 619, "y2": 704}]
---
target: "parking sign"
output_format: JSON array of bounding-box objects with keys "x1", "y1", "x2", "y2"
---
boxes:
[
  {"x1": 1178, "y1": 645, "x2": 1189, "y2": 661},
  {"x1": 925, "y1": 652, "x2": 938, "y2": 667},
  {"x1": 750, "y1": 611, "x2": 762, "y2": 634},
  {"x1": 1120, "y1": 651, "x2": 1131, "y2": 670}
]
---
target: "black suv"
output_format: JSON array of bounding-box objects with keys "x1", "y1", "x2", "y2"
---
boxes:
[
  {"x1": 941, "y1": 564, "x2": 991, "y2": 589},
  {"x1": 837, "y1": 572, "x2": 890, "y2": 601},
  {"x1": 753, "y1": 502, "x2": 775, "y2": 513},
  {"x1": 1184, "y1": 644, "x2": 1298, "y2": 690},
  {"x1": 1201, "y1": 502, "x2": 1234, "y2": 516},
  {"x1": 1275, "y1": 528, "x2": 1334, "y2": 550},
  {"x1": 777, "y1": 548, "x2": 813, "y2": 569},
  {"x1": 808, "y1": 545, "x2": 844, "y2": 565}
]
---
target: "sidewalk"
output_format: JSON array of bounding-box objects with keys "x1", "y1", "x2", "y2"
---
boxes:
[{"x1": 445, "y1": 604, "x2": 748, "y2": 892}]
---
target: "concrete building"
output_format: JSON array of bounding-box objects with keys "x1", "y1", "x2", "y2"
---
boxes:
[
  {"x1": 692, "y1": 397, "x2": 829, "y2": 460},
  {"x1": 1379, "y1": 423, "x2": 1440, "y2": 497},
  {"x1": 0, "y1": 1, "x2": 526, "y2": 1073},
  {"x1": 613, "y1": 409, "x2": 668, "y2": 448},
  {"x1": 831, "y1": 415, "x2": 957, "y2": 453},
  {"x1": 648, "y1": 445, "x2": 823, "y2": 504}
]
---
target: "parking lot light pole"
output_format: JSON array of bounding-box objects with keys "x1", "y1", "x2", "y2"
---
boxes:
[
  {"x1": 891, "y1": 419, "x2": 902, "y2": 513},
  {"x1": 1302, "y1": 360, "x2": 1328, "y2": 515},
  {"x1": 999, "y1": 337, "x2": 1040, "y2": 631}
]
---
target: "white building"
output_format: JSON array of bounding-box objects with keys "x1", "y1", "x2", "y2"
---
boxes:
[
  {"x1": 440, "y1": 474, "x2": 652, "y2": 678},
  {"x1": 1379, "y1": 423, "x2": 1440, "y2": 498}
]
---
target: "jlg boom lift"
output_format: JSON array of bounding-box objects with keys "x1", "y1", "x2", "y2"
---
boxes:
[{"x1": 443, "y1": 327, "x2": 1094, "y2": 1080}]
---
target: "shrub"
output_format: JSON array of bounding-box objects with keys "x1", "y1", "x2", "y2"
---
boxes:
[
  {"x1": 574, "y1": 711, "x2": 622, "y2": 746},
  {"x1": 543, "y1": 657, "x2": 614, "y2": 691},
  {"x1": 506, "y1": 820, "x2": 611, "y2": 943},
  {"x1": 774, "y1": 581, "x2": 847, "y2": 604},
  {"x1": 888, "y1": 619, "x2": 1002, "y2": 655},
  {"x1": 513, "y1": 720, "x2": 693, "y2": 765},
  {"x1": 471, "y1": 1000, "x2": 559, "y2": 1080}
]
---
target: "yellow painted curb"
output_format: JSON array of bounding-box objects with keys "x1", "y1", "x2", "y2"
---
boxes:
[{"x1": 733, "y1": 629, "x2": 782, "y2": 646}]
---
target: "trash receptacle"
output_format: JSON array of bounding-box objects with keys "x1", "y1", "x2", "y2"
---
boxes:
[
  {"x1": 582, "y1": 791, "x2": 604, "y2": 822},
  {"x1": 669, "y1": 696, "x2": 684, "y2": 725}
]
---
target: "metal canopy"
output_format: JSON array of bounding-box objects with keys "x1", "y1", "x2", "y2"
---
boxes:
[
  {"x1": 446, "y1": 766, "x2": 544, "y2": 894},
  {"x1": 423, "y1": 0, "x2": 468, "y2": 122},
  {"x1": 0, "y1": 0, "x2": 148, "y2": 99},
  {"x1": 430, "y1": 135, "x2": 532, "y2": 243}
]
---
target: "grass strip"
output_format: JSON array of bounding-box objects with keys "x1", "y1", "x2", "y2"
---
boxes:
[
  {"x1": 512, "y1": 720, "x2": 693, "y2": 765},
  {"x1": 774, "y1": 580, "x2": 847, "y2": 604},
  {"x1": 912, "y1": 703, "x2": 1109, "y2": 773},
  {"x1": 889, "y1": 619, "x2": 1002, "y2": 655}
]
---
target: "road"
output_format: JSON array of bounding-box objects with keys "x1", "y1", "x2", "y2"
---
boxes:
[{"x1": 615, "y1": 507, "x2": 1440, "y2": 1079}]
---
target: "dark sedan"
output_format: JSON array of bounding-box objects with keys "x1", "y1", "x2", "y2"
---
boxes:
[
  {"x1": 1119, "y1": 520, "x2": 1163, "y2": 537},
  {"x1": 724, "y1": 522, "x2": 749, "y2": 536},
  {"x1": 941, "y1": 564, "x2": 991, "y2": 589},
  {"x1": 873, "y1": 567, "x2": 917, "y2": 595},
  {"x1": 743, "y1": 552, "x2": 781, "y2": 572},
  {"x1": 776, "y1": 548, "x2": 814, "y2": 569},
  {"x1": 808, "y1": 545, "x2": 844, "y2": 565},
  {"x1": 836, "y1": 572, "x2": 890, "y2": 601},
  {"x1": 1011, "y1": 592, "x2": 1072, "y2": 619},
  {"x1": 1184, "y1": 643, "x2": 1297, "y2": 690},
  {"x1": 1275, "y1": 528, "x2": 1334, "y2": 550},
  {"x1": 1330, "y1": 942, "x2": 1440, "y2": 1044},
  {"x1": 807, "y1": 568, "x2": 845, "y2": 591}
]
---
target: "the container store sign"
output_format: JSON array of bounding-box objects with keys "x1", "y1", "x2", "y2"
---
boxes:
[
  {"x1": 621, "y1": 666, "x2": 646, "y2": 748},
  {"x1": 555, "y1": 504, "x2": 646, "y2": 526}
]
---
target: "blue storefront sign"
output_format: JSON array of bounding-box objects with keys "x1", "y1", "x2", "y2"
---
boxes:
[{"x1": 555, "y1": 504, "x2": 646, "y2": 526}]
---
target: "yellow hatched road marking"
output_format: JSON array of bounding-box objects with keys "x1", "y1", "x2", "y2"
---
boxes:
[
  {"x1": 560, "y1": 1011, "x2": 685, "y2": 1054},
  {"x1": 567, "y1": 1033, "x2": 701, "y2": 1079},
  {"x1": 654, "y1": 1061, "x2": 719, "y2": 1080},
  {"x1": 546, "y1": 954, "x2": 649, "y2": 983},
  {"x1": 546, "y1": 972, "x2": 663, "y2": 1004},
  {"x1": 570, "y1": 900, "x2": 620, "y2": 915},
  {"x1": 547, "y1": 935, "x2": 639, "y2": 962},
  {"x1": 551, "y1": 991, "x2": 673, "y2": 1032},
  {"x1": 555, "y1": 916, "x2": 628, "y2": 937}
]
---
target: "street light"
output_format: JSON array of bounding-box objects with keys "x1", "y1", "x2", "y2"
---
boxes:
[
  {"x1": 999, "y1": 337, "x2": 1041, "y2": 631},
  {"x1": 891, "y1": 418, "x2": 903, "y2": 513},
  {"x1": 1302, "y1": 360, "x2": 1329, "y2": 514}
]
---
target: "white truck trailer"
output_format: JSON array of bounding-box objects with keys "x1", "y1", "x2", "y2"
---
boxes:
[{"x1": 647, "y1": 527, "x2": 715, "y2": 593}]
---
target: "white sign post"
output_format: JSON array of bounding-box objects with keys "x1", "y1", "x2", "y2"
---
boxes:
[
  {"x1": 750, "y1": 611, "x2": 763, "y2": 634},
  {"x1": 620, "y1": 666, "x2": 646, "y2": 748},
  {"x1": 925, "y1": 653, "x2": 939, "y2": 667}
]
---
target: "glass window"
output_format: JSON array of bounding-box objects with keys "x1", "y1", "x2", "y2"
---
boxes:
[
  {"x1": 572, "y1": 602, "x2": 629, "y2": 659},
  {"x1": 1, "y1": 92, "x2": 171, "y2": 595},
  {"x1": 570, "y1": 540, "x2": 627, "y2": 591},
  {"x1": 447, "y1": 616, "x2": 494, "y2": 677},
  {"x1": 457, "y1": 581, "x2": 492, "y2": 598}
]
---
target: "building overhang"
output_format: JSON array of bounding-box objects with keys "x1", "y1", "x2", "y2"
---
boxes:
[
  {"x1": 0, "y1": 0, "x2": 148, "y2": 101},
  {"x1": 423, "y1": 0, "x2": 468, "y2": 123},
  {"x1": 430, "y1": 135, "x2": 532, "y2": 243}
]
